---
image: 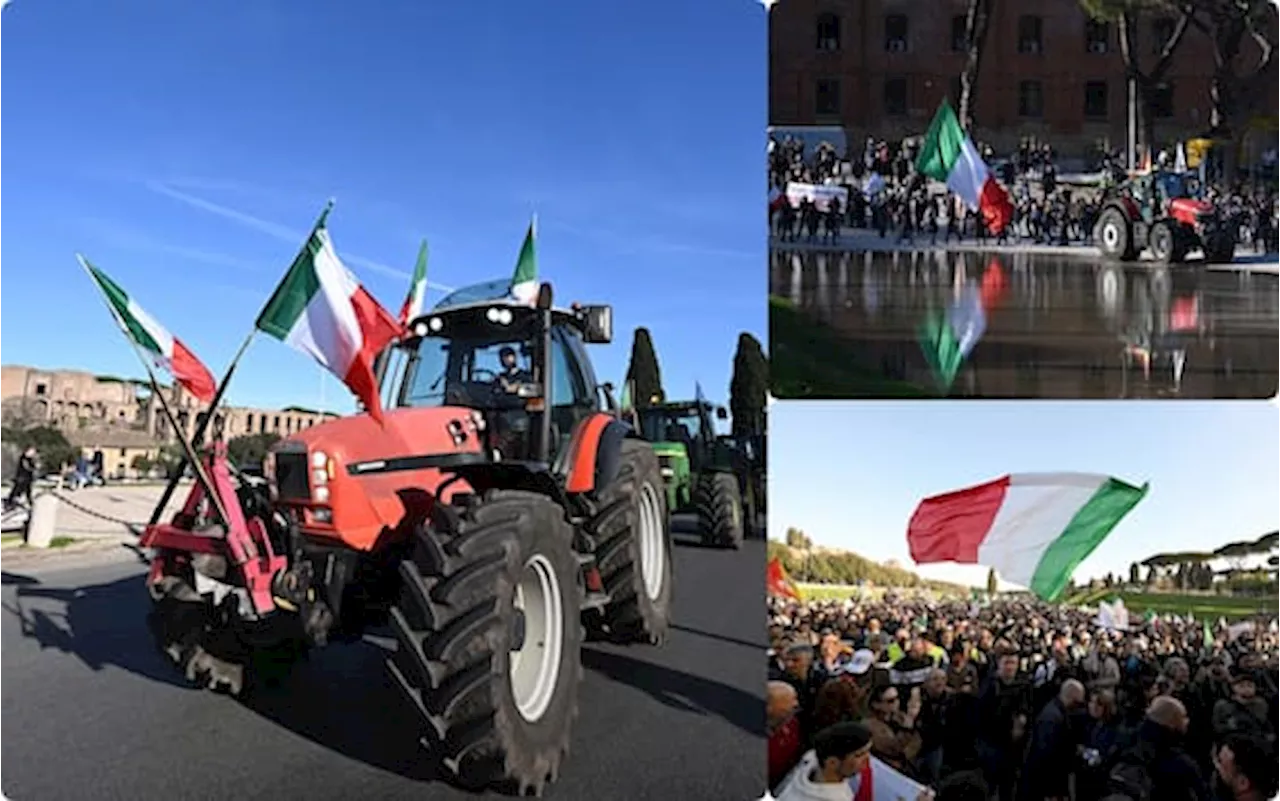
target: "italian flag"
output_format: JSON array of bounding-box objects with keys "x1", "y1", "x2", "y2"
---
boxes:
[
  {"x1": 256, "y1": 205, "x2": 403, "y2": 423},
  {"x1": 907, "y1": 473, "x2": 1148, "y2": 602},
  {"x1": 78, "y1": 255, "x2": 217, "y2": 403},
  {"x1": 509, "y1": 218, "x2": 538, "y2": 305},
  {"x1": 915, "y1": 100, "x2": 1014, "y2": 235},
  {"x1": 398, "y1": 239, "x2": 429, "y2": 325}
]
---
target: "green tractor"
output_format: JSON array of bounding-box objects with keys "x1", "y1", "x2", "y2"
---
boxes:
[{"x1": 633, "y1": 393, "x2": 745, "y2": 549}]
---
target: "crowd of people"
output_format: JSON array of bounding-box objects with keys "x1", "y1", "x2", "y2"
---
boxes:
[
  {"x1": 767, "y1": 134, "x2": 1279, "y2": 253},
  {"x1": 767, "y1": 591, "x2": 1279, "y2": 801}
]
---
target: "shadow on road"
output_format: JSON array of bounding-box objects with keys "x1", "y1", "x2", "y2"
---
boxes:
[
  {"x1": 2, "y1": 571, "x2": 191, "y2": 689},
  {"x1": 2, "y1": 571, "x2": 39, "y2": 586},
  {"x1": 580, "y1": 646, "x2": 764, "y2": 738},
  {"x1": 4, "y1": 569, "x2": 765, "y2": 787}
]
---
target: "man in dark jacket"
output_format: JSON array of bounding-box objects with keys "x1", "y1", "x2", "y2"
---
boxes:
[
  {"x1": 1106, "y1": 696, "x2": 1211, "y2": 801},
  {"x1": 976, "y1": 651, "x2": 1032, "y2": 801},
  {"x1": 1018, "y1": 679, "x2": 1086, "y2": 801},
  {"x1": 5, "y1": 446, "x2": 38, "y2": 510},
  {"x1": 1212, "y1": 669, "x2": 1271, "y2": 744}
]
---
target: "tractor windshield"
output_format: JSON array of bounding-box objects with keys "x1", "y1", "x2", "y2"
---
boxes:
[
  {"x1": 638, "y1": 407, "x2": 703, "y2": 447},
  {"x1": 386, "y1": 306, "x2": 541, "y2": 411}
]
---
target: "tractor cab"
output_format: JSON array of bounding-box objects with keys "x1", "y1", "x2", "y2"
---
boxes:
[
  {"x1": 379, "y1": 280, "x2": 613, "y2": 464},
  {"x1": 636, "y1": 400, "x2": 728, "y2": 475}
]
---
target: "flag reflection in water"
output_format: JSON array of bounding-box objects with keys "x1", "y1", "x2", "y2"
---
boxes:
[{"x1": 917, "y1": 257, "x2": 1008, "y2": 393}]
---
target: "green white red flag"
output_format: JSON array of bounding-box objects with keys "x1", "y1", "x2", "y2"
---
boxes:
[
  {"x1": 255, "y1": 204, "x2": 403, "y2": 423},
  {"x1": 907, "y1": 473, "x2": 1148, "y2": 602},
  {"x1": 915, "y1": 100, "x2": 1014, "y2": 235},
  {"x1": 398, "y1": 239, "x2": 429, "y2": 325},
  {"x1": 78, "y1": 255, "x2": 217, "y2": 403}
]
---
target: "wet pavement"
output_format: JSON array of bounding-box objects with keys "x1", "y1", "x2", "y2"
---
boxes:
[{"x1": 770, "y1": 248, "x2": 1278, "y2": 399}]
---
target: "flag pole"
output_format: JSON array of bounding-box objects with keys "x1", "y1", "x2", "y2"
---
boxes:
[
  {"x1": 146, "y1": 329, "x2": 256, "y2": 526},
  {"x1": 76, "y1": 254, "x2": 232, "y2": 527}
]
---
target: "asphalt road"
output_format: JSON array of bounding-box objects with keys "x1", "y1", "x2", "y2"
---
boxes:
[{"x1": 1, "y1": 516, "x2": 766, "y2": 800}]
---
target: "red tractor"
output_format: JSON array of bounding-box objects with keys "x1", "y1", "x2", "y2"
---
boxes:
[
  {"x1": 140, "y1": 281, "x2": 673, "y2": 796},
  {"x1": 1094, "y1": 170, "x2": 1235, "y2": 264}
]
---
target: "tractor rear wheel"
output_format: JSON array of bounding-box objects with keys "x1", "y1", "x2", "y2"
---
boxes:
[
  {"x1": 387, "y1": 489, "x2": 582, "y2": 796},
  {"x1": 1097, "y1": 207, "x2": 1136, "y2": 262},
  {"x1": 694, "y1": 471, "x2": 745, "y2": 549},
  {"x1": 585, "y1": 439, "x2": 673, "y2": 644}
]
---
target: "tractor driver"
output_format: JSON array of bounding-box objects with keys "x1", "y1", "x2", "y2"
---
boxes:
[{"x1": 496, "y1": 346, "x2": 532, "y2": 393}]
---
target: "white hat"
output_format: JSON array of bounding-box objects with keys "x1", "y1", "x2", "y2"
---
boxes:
[{"x1": 844, "y1": 649, "x2": 876, "y2": 676}]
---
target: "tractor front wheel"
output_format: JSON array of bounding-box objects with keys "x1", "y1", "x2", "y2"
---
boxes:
[
  {"x1": 387, "y1": 489, "x2": 582, "y2": 796},
  {"x1": 694, "y1": 472, "x2": 745, "y2": 550},
  {"x1": 585, "y1": 439, "x2": 673, "y2": 644}
]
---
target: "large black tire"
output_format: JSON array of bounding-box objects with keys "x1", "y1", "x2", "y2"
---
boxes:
[
  {"x1": 1097, "y1": 207, "x2": 1136, "y2": 262},
  {"x1": 1149, "y1": 220, "x2": 1176, "y2": 264},
  {"x1": 585, "y1": 439, "x2": 673, "y2": 644},
  {"x1": 387, "y1": 489, "x2": 582, "y2": 796},
  {"x1": 694, "y1": 471, "x2": 744, "y2": 550}
]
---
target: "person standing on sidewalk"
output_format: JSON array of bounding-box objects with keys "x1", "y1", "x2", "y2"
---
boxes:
[{"x1": 6, "y1": 446, "x2": 39, "y2": 510}]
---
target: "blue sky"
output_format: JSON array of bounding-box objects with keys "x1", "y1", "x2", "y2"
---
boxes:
[
  {"x1": 769, "y1": 402, "x2": 1280, "y2": 588},
  {"x1": 1, "y1": 0, "x2": 765, "y2": 415}
]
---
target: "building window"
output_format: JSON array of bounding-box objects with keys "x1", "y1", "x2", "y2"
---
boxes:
[
  {"x1": 34, "y1": 383, "x2": 47, "y2": 396},
  {"x1": 950, "y1": 15, "x2": 967, "y2": 52},
  {"x1": 1084, "y1": 81, "x2": 1109, "y2": 118},
  {"x1": 815, "y1": 78, "x2": 841, "y2": 116},
  {"x1": 273, "y1": 415, "x2": 281, "y2": 431},
  {"x1": 816, "y1": 12, "x2": 840, "y2": 52},
  {"x1": 1085, "y1": 20, "x2": 1110, "y2": 54},
  {"x1": 1017, "y1": 15, "x2": 1043, "y2": 54},
  {"x1": 884, "y1": 78, "x2": 908, "y2": 116},
  {"x1": 1152, "y1": 82, "x2": 1174, "y2": 118},
  {"x1": 1018, "y1": 80, "x2": 1044, "y2": 117},
  {"x1": 1151, "y1": 18, "x2": 1175, "y2": 55},
  {"x1": 885, "y1": 14, "x2": 908, "y2": 53}
]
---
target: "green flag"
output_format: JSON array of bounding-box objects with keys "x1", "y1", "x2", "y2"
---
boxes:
[{"x1": 510, "y1": 217, "x2": 538, "y2": 305}]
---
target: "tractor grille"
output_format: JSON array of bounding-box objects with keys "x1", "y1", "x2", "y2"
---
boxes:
[{"x1": 274, "y1": 451, "x2": 310, "y2": 501}]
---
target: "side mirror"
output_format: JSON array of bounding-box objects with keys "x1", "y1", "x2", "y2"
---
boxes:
[
  {"x1": 580, "y1": 304, "x2": 613, "y2": 344},
  {"x1": 715, "y1": 406, "x2": 728, "y2": 421}
]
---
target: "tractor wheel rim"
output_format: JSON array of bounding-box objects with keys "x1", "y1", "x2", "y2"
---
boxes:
[
  {"x1": 637, "y1": 481, "x2": 666, "y2": 600},
  {"x1": 1103, "y1": 223, "x2": 1119, "y2": 248},
  {"x1": 509, "y1": 554, "x2": 564, "y2": 723}
]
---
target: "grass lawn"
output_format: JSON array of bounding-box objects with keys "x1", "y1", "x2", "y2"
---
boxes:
[
  {"x1": 1109, "y1": 591, "x2": 1276, "y2": 620},
  {"x1": 795, "y1": 583, "x2": 864, "y2": 601},
  {"x1": 769, "y1": 296, "x2": 934, "y2": 399}
]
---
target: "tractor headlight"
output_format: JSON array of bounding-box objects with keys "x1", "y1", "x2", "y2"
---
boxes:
[
  {"x1": 661, "y1": 467, "x2": 675, "y2": 478},
  {"x1": 428, "y1": 316, "x2": 443, "y2": 332},
  {"x1": 309, "y1": 450, "x2": 336, "y2": 503},
  {"x1": 486, "y1": 307, "x2": 514, "y2": 325}
]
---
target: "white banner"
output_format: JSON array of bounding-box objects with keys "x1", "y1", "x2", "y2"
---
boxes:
[{"x1": 784, "y1": 182, "x2": 849, "y2": 212}]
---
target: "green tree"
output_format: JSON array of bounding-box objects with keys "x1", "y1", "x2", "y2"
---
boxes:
[
  {"x1": 729, "y1": 332, "x2": 768, "y2": 437},
  {"x1": 227, "y1": 433, "x2": 281, "y2": 468},
  {"x1": 1079, "y1": 0, "x2": 1194, "y2": 157},
  {"x1": 785, "y1": 527, "x2": 812, "y2": 550},
  {"x1": 986, "y1": 567, "x2": 998, "y2": 595},
  {"x1": 130, "y1": 453, "x2": 155, "y2": 476},
  {"x1": 625, "y1": 327, "x2": 664, "y2": 407},
  {"x1": 956, "y1": 0, "x2": 996, "y2": 130},
  {"x1": 1, "y1": 424, "x2": 78, "y2": 478},
  {"x1": 1194, "y1": 0, "x2": 1276, "y2": 180}
]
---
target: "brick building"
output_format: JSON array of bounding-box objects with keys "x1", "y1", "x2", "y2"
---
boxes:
[{"x1": 769, "y1": 0, "x2": 1278, "y2": 161}]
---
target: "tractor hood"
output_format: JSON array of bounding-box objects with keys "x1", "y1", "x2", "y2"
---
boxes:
[
  {"x1": 268, "y1": 406, "x2": 485, "y2": 550},
  {"x1": 649, "y1": 441, "x2": 690, "y2": 460},
  {"x1": 1169, "y1": 197, "x2": 1214, "y2": 223},
  {"x1": 279, "y1": 406, "x2": 485, "y2": 466}
]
